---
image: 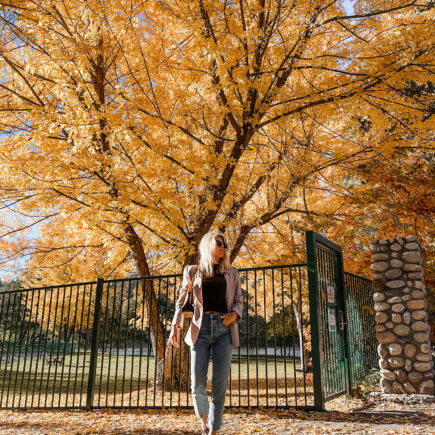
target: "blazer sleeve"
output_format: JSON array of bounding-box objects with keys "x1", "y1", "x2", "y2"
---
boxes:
[
  {"x1": 171, "y1": 265, "x2": 191, "y2": 328},
  {"x1": 232, "y1": 268, "x2": 243, "y2": 323}
]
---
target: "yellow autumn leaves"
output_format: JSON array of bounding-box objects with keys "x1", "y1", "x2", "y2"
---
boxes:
[{"x1": 0, "y1": 0, "x2": 432, "y2": 287}]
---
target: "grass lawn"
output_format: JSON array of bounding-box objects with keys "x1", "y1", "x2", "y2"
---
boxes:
[{"x1": 0, "y1": 351, "x2": 313, "y2": 409}]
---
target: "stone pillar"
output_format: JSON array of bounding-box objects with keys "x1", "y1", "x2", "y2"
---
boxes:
[{"x1": 370, "y1": 235, "x2": 434, "y2": 395}]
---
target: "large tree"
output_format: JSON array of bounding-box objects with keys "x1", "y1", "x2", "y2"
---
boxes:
[{"x1": 0, "y1": 0, "x2": 432, "y2": 388}]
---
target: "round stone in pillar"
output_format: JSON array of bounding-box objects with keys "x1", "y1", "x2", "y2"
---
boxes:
[
  {"x1": 387, "y1": 356, "x2": 404, "y2": 368},
  {"x1": 418, "y1": 380, "x2": 434, "y2": 395},
  {"x1": 402, "y1": 251, "x2": 421, "y2": 263},
  {"x1": 388, "y1": 343, "x2": 402, "y2": 356},
  {"x1": 393, "y1": 324, "x2": 410, "y2": 336},
  {"x1": 376, "y1": 331, "x2": 396, "y2": 344},
  {"x1": 411, "y1": 321, "x2": 429, "y2": 332},
  {"x1": 403, "y1": 343, "x2": 417, "y2": 358}
]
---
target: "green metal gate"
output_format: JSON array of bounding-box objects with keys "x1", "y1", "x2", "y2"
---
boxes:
[{"x1": 306, "y1": 231, "x2": 351, "y2": 410}]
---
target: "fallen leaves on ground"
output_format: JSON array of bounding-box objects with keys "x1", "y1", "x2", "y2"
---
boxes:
[{"x1": 0, "y1": 396, "x2": 433, "y2": 434}]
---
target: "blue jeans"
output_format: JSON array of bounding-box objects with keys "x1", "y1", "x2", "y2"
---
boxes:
[{"x1": 190, "y1": 313, "x2": 232, "y2": 431}]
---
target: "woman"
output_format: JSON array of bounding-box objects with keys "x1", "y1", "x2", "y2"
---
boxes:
[{"x1": 169, "y1": 230, "x2": 243, "y2": 434}]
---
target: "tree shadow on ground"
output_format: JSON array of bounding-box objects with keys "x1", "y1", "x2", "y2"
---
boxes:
[
  {"x1": 0, "y1": 420, "x2": 196, "y2": 435},
  {"x1": 236, "y1": 408, "x2": 435, "y2": 427}
]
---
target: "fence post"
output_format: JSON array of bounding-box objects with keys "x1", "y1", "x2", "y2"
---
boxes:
[
  {"x1": 86, "y1": 278, "x2": 104, "y2": 410},
  {"x1": 306, "y1": 231, "x2": 325, "y2": 411},
  {"x1": 335, "y1": 249, "x2": 353, "y2": 397}
]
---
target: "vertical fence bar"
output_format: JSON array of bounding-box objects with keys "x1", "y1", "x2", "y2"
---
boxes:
[
  {"x1": 37, "y1": 288, "x2": 54, "y2": 408},
  {"x1": 43, "y1": 287, "x2": 59, "y2": 408},
  {"x1": 137, "y1": 279, "x2": 146, "y2": 406},
  {"x1": 121, "y1": 280, "x2": 131, "y2": 406},
  {"x1": 306, "y1": 231, "x2": 325, "y2": 411},
  {"x1": 11, "y1": 290, "x2": 27, "y2": 407},
  {"x1": 298, "y1": 266, "x2": 308, "y2": 405},
  {"x1": 86, "y1": 278, "x2": 104, "y2": 410},
  {"x1": 254, "y1": 269, "x2": 259, "y2": 406},
  {"x1": 334, "y1": 246, "x2": 352, "y2": 397},
  {"x1": 2, "y1": 292, "x2": 17, "y2": 407},
  {"x1": 168, "y1": 277, "x2": 175, "y2": 408},
  {"x1": 130, "y1": 279, "x2": 138, "y2": 407},
  {"x1": 272, "y1": 268, "x2": 278, "y2": 406},
  {"x1": 24, "y1": 289, "x2": 38, "y2": 407},
  {"x1": 58, "y1": 285, "x2": 73, "y2": 406},
  {"x1": 74, "y1": 283, "x2": 87, "y2": 406},
  {"x1": 262, "y1": 269, "x2": 268, "y2": 407},
  {"x1": 162, "y1": 276, "x2": 169, "y2": 407},
  {"x1": 17, "y1": 289, "x2": 32, "y2": 407},
  {"x1": 31, "y1": 289, "x2": 46, "y2": 407},
  {"x1": 114, "y1": 281, "x2": 124, "y2": 406},
  {"x1": 283, "y1": 268, "x2": 290, "y2": 407},
  {"x1": 0, "y1": 292, "x2": 7, "y2": 408},
  {"x1": 245, "y1": 270, "x2": 250, "y2": 408},
  {"x1": 145, "y1": 278, "x2": 152, "y2": 407},
  {"x1": 289, "y1": 268, "x2": 297, "y2": 406},
  {"x1": 106, "y1": 283, "x2": 116, "y2": 407},
  {"x1": 98, "y1": 282, "x2": 110, "y2": 407},
  {"x1": 80, "y1": 283, "x2": 94, "y2": 406},
  {"x1": 51, "y1": 285, "x2": 66, "y2": 407},
  {"x1": 66, "y1": 285, "x2": 80, "y2": 407}
]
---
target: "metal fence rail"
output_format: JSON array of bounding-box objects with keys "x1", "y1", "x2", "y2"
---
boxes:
[{"x1": 0, "y1": 265, "x2": 315, "y2": 410}]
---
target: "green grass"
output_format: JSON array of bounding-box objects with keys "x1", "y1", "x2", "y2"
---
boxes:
[{"x1": 0, "y1": 350, "x2": 312, "y2": 408}]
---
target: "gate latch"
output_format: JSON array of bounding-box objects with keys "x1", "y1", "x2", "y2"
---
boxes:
[{"x1": 338, "y1": 310, "x2": 346, "y2": 331}]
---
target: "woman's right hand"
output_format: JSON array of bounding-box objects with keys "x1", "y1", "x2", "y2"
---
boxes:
[{"x1": 170, "y1": 324, "x2": 182, "y2": 347}]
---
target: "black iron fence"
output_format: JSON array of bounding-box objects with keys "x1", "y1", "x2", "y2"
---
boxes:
[
  {"x1": 0, "y1": 249, "x2": 377, "y2": 411},
  {"x1": 0, "y1": 281, "x2": 97, "y2": 409},
  {"x1": 0, "y1": 265, "x2": 318, "y2": 410}
]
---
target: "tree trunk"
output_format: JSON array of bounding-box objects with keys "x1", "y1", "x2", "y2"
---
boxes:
[
  {"x1": 124, "y1": 223, "x2": 167, "y2": 388},
  {"x1": 292, "y1": 302, "x2": 307, "y2": 371},
  {"x1": 88, "y1": 39, "x2": 171, "y2": 387},
  {"x1": 162, "y1": 249, "x2": 200, "y2": 391},
  {"x1": 163, "y1": 316, "x2": 190, "y2": 391}
]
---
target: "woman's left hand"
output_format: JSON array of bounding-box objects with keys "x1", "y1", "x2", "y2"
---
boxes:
[{"x1": 220, "y1": 312, "x2": 238, "y2": 326}]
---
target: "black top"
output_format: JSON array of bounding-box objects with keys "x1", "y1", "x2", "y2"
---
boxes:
[{"x1": 202, "y1": 264, "x2": 227, "y2": 313}]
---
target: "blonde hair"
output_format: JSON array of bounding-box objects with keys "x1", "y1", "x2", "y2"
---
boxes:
[{"x1": 198, "y1": 230, "x2": 231, "y2": 277}]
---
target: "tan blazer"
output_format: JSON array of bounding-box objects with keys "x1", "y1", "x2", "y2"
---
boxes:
[{"x1": 171, "y1": 265, "x2": 243, "y2": 347}]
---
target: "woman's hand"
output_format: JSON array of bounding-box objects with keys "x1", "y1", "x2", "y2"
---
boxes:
[
  {"x1": 220, "y1": 312, "x2": 238, "y2": 326},
  {"x1": 170, "y1": 324, "x2": 182, "y2": 347}
]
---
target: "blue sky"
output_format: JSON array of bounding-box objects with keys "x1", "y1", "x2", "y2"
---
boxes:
[{"x1": 343, "y1": 0, "x2": 355, "y2": 14}]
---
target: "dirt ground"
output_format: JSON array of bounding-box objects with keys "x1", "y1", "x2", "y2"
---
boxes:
[{"x1": 0, "y1": 396, "x2": 434, "y2": 434}]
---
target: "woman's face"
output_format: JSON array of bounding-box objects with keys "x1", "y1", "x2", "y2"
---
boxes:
[{"x1": 213, "y1": 236, "x2": 226, "y2": 263}]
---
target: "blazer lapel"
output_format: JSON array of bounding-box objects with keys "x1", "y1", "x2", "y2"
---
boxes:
[
  {"x1": 224, "y1": 269, "x2": 233, "y2": 310},
  {"x1": 192, "y1": 267, "x2": 203, "y2": 305}
]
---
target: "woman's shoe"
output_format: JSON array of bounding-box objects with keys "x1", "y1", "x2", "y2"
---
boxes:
[{"x1": 201, "y1": 423, "x2": 209, "y2": 434}]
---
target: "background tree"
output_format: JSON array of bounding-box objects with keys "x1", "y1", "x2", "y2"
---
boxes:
[{"x1": 0, "y1": 0, "x2": 432, "y2": 389}]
